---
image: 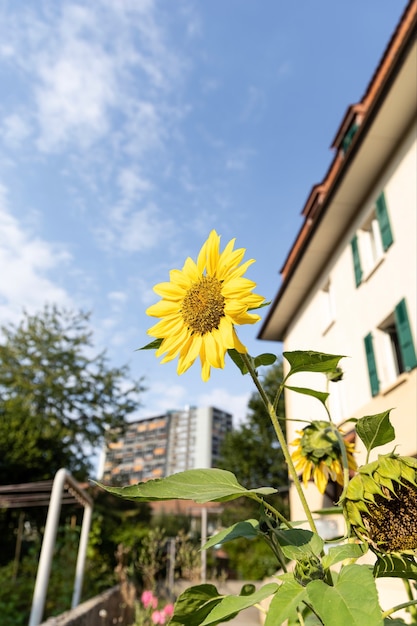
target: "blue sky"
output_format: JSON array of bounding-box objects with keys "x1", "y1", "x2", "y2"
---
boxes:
[{"x1": 0, "y1": 1, "x2": 407, "y2": 431}]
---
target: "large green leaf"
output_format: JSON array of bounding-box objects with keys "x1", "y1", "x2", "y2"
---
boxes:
[
  {"x1": 275, "y1": 528, "x2": 324, "y2": 560},
  {"x1": 96, "y1": 468, "x2": 277, "y2": 503},
  {"x1": 169, "y1": 584, "x2": 224, "y2": 626},
  {"x1": 374, "y1": 553, "x2": 417, "y2": 580},
  {"x1": 283, "y1": 350, "x2": 345, "y2": 376},
  {"x1": 284, "y1": 385, "x2": 329, "y2": 408},
  {"x1": 322, "y1": 542, "x2": 368, "y2": 569},
  {"x1": 355, "y1": 410, "x2": 395, "y2": 453},
  {"x1": 199, "y1": 583, "x2": 278, "y2": 626},
  {"x1": 306, "y1": 564, "x2": 383, "y2": 626},
  {"x1": 202, "y1": 519, "x2": 259, "y2": 550},
  {"x1": 264, "y1": 580, "x2": 307, "y2": 626}
]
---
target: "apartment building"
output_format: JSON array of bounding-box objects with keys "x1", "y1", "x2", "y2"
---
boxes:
[
  {"x1": 102, "y1": 406, "x2": 233, "y2": 486},
  {"x1": 259, "y1": 0, "x2": 417, "y2": 521}
]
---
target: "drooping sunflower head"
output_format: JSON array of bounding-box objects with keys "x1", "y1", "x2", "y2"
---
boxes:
[
  {"x1": 291, "y1": 420, "x2": 357, "y2": 494},
  {"x1": 341, "y1": 453, "x2": 417, "y2": 553},
  {"x1": 146, "y1": 230, "x2": 265, "y2": 381}
]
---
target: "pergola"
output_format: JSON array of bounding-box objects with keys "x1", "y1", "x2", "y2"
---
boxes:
[{"x1": 0, "y1": 470, "x2": 93, "y2": 626}]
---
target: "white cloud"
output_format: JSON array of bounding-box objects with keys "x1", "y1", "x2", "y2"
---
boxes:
[
  {"x1": 143, "y1": 381, "x2": 188, "y2": 415},
  {"x1": 108, "y1": 291, "x2": 128, "y2": 304},
  {"x1": 239, "y1": 85, "x2": 266, "y2": 122},
  {"x1": 1, "y1": 1, "x2": 187, "y2": 155},
  {"x1": 2, "y1": 114, "x2": 31, "y2": 147},
  {"x1": 97, "y1": 202, "x2": 176, "y2": 253},
  {"x1": 0, "y1": 184, "x2": 72, "y2": 324},
  {"x1": 118, "y1": 168, "x2": 152, "y2": 201},
  {"x1": 225, "y1": 148, "x2": 256, "y2": 172},
  {"x1": 198, "y1": 388, "x2": 250, "y2": 427}
]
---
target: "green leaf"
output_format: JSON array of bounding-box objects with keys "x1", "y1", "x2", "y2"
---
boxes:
[
  {"x1": 275, "y1": 528, "x2": 324, "y2": 560},
  {"x1": 253, "y1": 353, "x2": 277, "y2": 368},
  {"x1": 312, "y1": 506, "x2": 343, "y2": 515},
  {"x1": 374, "y1": 553, "x2": 417, "y2": 580},
  {"x1": 284, "y1": 385, "x2": 329, "y2": 407},
  {"x1": 199, "y1": 583, "x2": 279, "y2": 626},
  {"x1": 96, "y1": 468, "x2": 277, "y2": 503},
  {"x1": 264, "y1": 580, "x2": 307, "y2": 626},
  {"x1": 306, "y1": 564, "x2": 383, "y2": 626},
  {"x1": 355, "y1": 410, "x2": 395, "y2": 453},
  {"x1": 249, "y1": 300, "x2": 271, "y2": 311},
  {"x1": 202, "y1": 519, "x2": 259, "y2": 550},
  {"x1": 170, "y1": 584, "x2": 223, "y2": 626},
  {"x1": 322, "y1": 542, "x2": 368, "y2": 569},
  {"x1": 227, "y1": 349, "x2": 248, "y2": 374},
  {"x1": 283, "y1": 350, "x2": 345, "y2": 376},
  {"x1": 137, "y1": 338, "x2": 163, "y2": 350},
  {"x1": 227, "y1": 349, "x2": 277, "y2": 374}
]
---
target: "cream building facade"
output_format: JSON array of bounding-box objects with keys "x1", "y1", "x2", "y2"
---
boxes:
[{"x1": 260, "y1": 1, "x2": 417, "y2": 524}]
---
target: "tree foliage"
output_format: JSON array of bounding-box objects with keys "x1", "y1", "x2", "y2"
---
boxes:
[
  {"x1": 0, "y1": 306, "x2": 145, "y2": 483},
  {"x1": 218, "y1": 361, "x2": 288, "y2": 492}
]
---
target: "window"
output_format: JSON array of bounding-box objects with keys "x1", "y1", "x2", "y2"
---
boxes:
[
  {"x1": 359, "y1": 212, "x2": 384, "y2": 272},
  {"x1": 342, "y1": 122, "x2": 359, "y2": 154},
  {"x1": 351, "y1": 191, "x2": 393, "y2": 286},
  {"x1": 365, "y1": 299, "x2": 417, "y2": 394}
]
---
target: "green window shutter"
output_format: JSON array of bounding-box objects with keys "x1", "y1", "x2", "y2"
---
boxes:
[
  {"x1": 350, "y1": 235, "x2": 363, "y2": 287},
  {"x1": 395, "y1": 299, "x2": 417, "y2": 371},
  {"x1": 364, "y1": 333, "x2": 380, "y2": 396},
  {"x1": 342, "y1": 122, "x2": 359, "y2": 154},
  {"x1": 375, "y1": 192, "x2": 393, "y2": 251}
]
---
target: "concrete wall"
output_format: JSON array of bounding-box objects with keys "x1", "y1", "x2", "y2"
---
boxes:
[{"x1": 40, "y1": 585, "x2": 135, "y2": 626}]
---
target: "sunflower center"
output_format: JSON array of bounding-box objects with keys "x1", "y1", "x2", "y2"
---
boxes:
[
  {"x1": 181, "y1": 275, "x2": 225, "y2": 335},
  {"x1": 364, "y1": 482, "x2": 417, "y2": 552}
]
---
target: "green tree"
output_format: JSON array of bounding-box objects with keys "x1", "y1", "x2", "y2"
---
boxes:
[
  {"x1": 218, "y1": 361, "x2": 288, "y2": 493},
  {"x1": 0, "y1": 306, "x2": 145, "y2": 484},
  {"x1": 0, "y1": 306, "x2": 146, "y2": 566},
  {"x1": 216, "y1": 361, "x2": 289, "y2": 578}
]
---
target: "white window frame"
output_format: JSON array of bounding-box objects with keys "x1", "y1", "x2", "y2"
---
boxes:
[{"x1": 358, "y1": 210, "x2": 385, "y2": 279}]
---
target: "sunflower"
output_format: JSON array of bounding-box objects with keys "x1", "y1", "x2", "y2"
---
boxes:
[
  {"x1": 146, "y1": 230, "x2": 265, "y2": 381},
  {"x1": 341, "y1": 453, "x2": 417, "y2": 552},
  {"x1": 291, "y1": 420, "x2": 357, "y2": 494}
]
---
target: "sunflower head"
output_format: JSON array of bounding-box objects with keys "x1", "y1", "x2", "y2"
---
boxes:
[
  {"x1": 291, "y1": 420, "x2": 357, "y2": 494},
  {"x1": 145, "y1": 230, "x2": 264, "y2": 381},
  {"x1": 341, "y1": 453, "x2": 417, "y2": 553},
  {"x1": 294, "y1": 556, "x2": 325, "y2": 587}
]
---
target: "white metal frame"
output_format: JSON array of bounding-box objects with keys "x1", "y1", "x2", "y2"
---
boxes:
[{"x1": 28, "y1": 468, "x2": 93, "y2": 626}]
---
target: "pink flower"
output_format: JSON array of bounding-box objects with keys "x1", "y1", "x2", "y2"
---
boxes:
[
  {"x1": 151, "y1": 610, "x2": 166, "y2": 624},
  {"x1": 141, "y1": 590, "x2": 158, "y2": 610},
  {"x1": 163, "y1": 604, "x2": 174, "y2": 617}
]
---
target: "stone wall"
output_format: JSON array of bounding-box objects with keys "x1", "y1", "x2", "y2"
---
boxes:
[{"x1": 39, "y1": 584, "x2": 135, "y2": 626}]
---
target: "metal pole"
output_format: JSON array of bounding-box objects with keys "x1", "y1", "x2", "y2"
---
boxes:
[
  {"x1": 28, "y1": 468, "x2": 67, "y2": 626},
  {"x1": 71, "y1": 499, "x2": 93, "y2": 608},
  {"x1": 28, "y1": 469, "x2": 93, "y2": 626},
  {"x1": 200, "y1": 507, "x2": 207, "y2": 583}
]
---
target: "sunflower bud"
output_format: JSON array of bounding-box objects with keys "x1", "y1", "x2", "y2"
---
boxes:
[
  {"x1": 341, "y1": 453, "x2": 417, "y2": 552},
  {"x1": 294, "y1": 556, "x2": 325, "y2": 586},
  {"x1": 291, "y1": 420, "x2": 357, "y2": 494}
]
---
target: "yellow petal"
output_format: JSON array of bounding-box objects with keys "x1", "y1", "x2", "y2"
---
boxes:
[{"x1": 153, "y1": 281, "x2": 185, "y2": 299}]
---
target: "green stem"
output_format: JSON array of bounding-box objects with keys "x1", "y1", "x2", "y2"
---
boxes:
[
  {"x1": 323, "y1": 402, "x2": 350, "y2": 501},
  {"x1": 402, "y1": 578, "x2": 417, "y2": 620},
  {"x1": 241, "y1": 353, "x2": 318, "y2": 534},
  {"x1": 381, "y1": 598, "x2": 417, "y2": 619},
  {"x1": 252, "y1": 494, "x2": 293, "y2": 529}
]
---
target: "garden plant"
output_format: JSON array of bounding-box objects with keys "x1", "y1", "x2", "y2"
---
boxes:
[{"x1": 99, "y1": 230, "x2": 417, "y2": 625}]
